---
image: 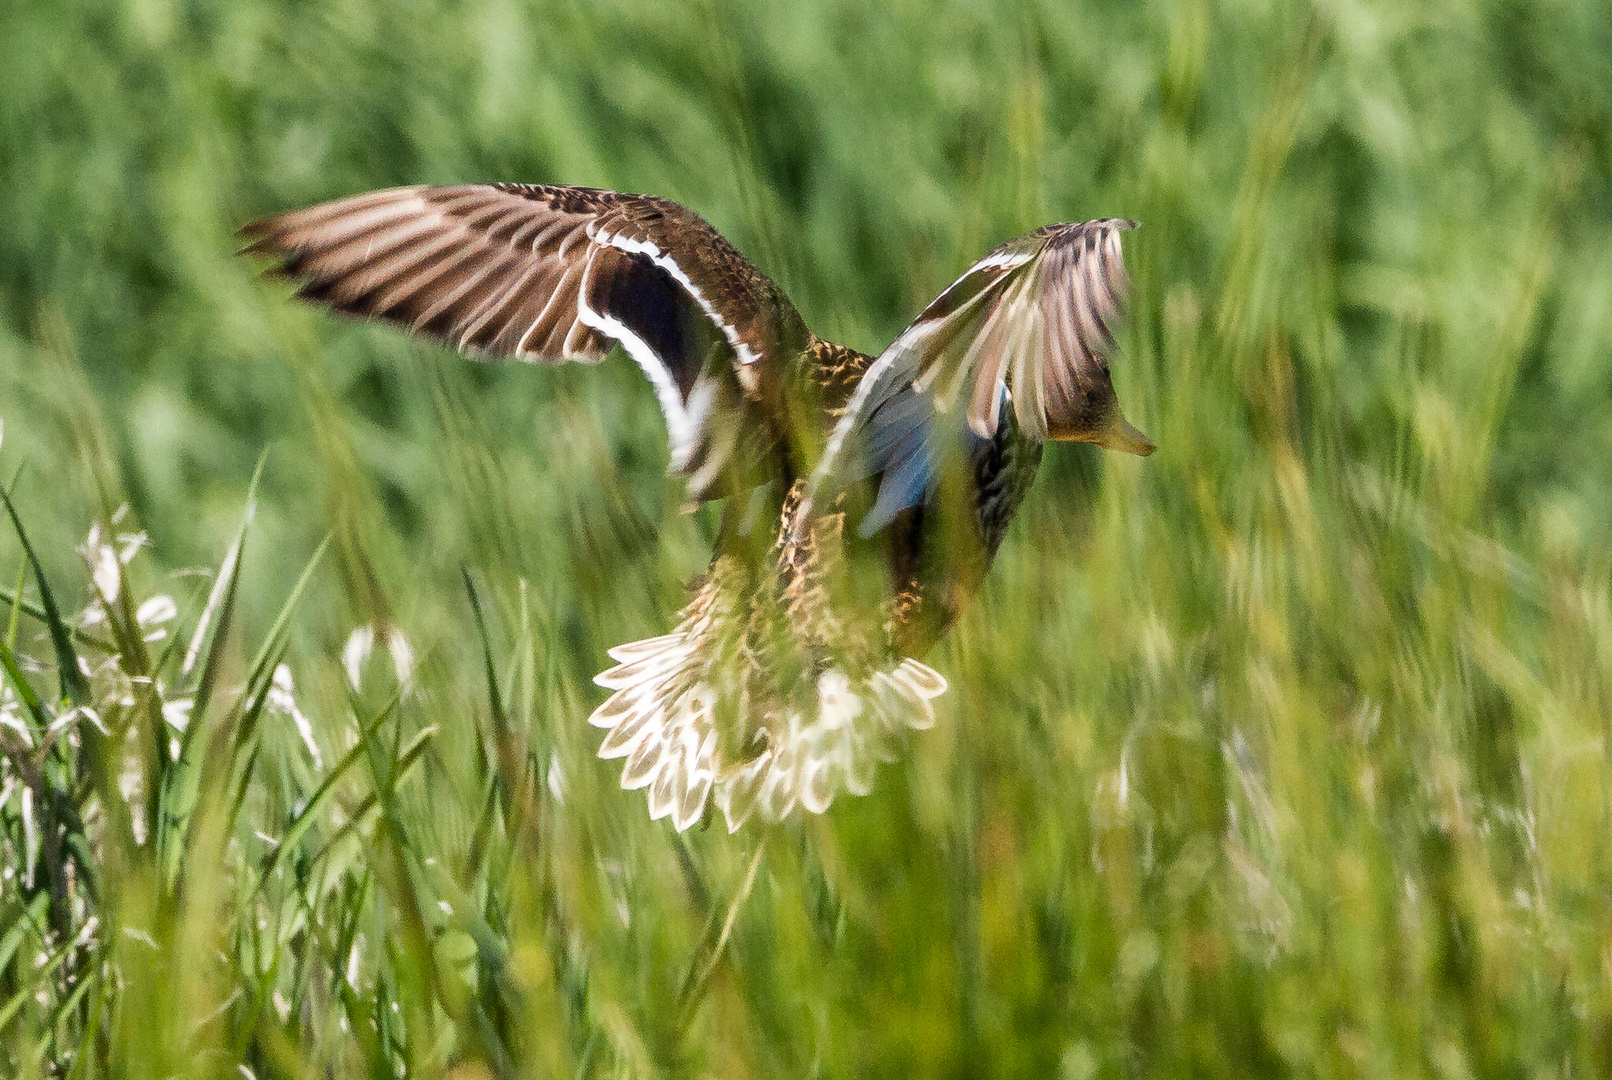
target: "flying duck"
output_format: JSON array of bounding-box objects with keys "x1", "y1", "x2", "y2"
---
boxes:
[{"x1": 241, "y1": 184, "x2": 1153, "y2": 832}]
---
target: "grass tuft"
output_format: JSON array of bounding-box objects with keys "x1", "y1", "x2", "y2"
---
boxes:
[{"x1": 3, "y1": 0, "x2": 1612, "y2": 1075}]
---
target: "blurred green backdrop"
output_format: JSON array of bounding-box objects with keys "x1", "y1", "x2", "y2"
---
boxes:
[{"x1": 2, "y1": 0, "x2": 1612, "y2": 1076}]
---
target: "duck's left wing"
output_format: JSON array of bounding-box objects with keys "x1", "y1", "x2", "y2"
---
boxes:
[{"x1": 241, "y1": 184, "x2": 808, "y2": 500}]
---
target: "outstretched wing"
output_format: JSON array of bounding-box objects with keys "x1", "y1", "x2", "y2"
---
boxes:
[
  {"x1": 809, "y1": 218, "x2": 1154, "y2": 535},
  {"x1": 240, "y1": 184, "x2": 808, "y2": 499}
]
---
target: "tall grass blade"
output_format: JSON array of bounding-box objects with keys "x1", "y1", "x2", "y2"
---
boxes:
[
  {"x1": 0, "y1": 481, "x2": 88, "y2": 707},
  {"x1": 463, "y1": 569, "x2": 509, "y2": 733}
]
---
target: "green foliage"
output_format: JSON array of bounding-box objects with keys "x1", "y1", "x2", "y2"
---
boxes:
[{"x1": 2, "y1": 0, "x2": 1611, "y2": 1075}]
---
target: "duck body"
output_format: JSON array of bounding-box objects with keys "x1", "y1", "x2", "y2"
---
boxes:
[{"x1": 242, "y1": 184, "x2": 1150, "y2": 830}]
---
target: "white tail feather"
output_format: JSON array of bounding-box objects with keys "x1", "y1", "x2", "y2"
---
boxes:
[
  {"x1": 606, "y1": 634, "x2": 685, "y2": 663},
  {"x1": 589, "y1": 631, "x2": 947, "y2": 832}
]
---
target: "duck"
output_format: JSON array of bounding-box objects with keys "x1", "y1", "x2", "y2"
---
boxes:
[{"x1": 241, "y1": 183, "x2": 1154, "y2": 832}]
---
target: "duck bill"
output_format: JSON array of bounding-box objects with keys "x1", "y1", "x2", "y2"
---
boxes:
[{"x1": 1091, "y1": 410, "x2": 1156, "y2": 456}]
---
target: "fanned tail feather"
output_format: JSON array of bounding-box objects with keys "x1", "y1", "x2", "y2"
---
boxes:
[{"x1": 590, "y1": 631, "x2": 947, "y2": 832}]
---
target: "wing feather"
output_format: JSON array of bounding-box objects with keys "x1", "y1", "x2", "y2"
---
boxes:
[
  {"x1": 242, "y1": 184, "x2": 811, "y2": 500},
  {"x1": 804, "y1": 217, "x2": 1151, "y2": 536}
]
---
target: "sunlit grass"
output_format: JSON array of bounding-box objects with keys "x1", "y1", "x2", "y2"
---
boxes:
[{"x1": 2, "y1": 0, "x2": 1612, "y2": 1075}]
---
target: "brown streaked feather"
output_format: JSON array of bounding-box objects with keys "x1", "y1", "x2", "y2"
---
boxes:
[
  {"x1": 803, "y1": 217, "x2": 1148, "y2": 535},
  {"x1": 241, "y1": 184, "x2": 814, "y2": 498},
  {"x1": 902, "y1": 219, "x2": 1140, "y2": 444}
]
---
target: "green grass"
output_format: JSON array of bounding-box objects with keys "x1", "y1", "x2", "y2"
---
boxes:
[{"x1": 2, "y1": 0, "x2": 1612, "y2": 1075}]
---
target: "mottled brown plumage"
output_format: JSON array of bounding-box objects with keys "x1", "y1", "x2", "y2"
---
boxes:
[{"x1": 241, "y1": 183, "x2": 1152, "y2": 830}]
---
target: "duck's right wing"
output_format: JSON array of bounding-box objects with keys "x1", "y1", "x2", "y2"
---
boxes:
[
  {"x1": 241, "y1": 184, "x2": 810, "y2": 501},
  {"x1": 805, "y1": 218, "x2": 1154, "y2": 536}
]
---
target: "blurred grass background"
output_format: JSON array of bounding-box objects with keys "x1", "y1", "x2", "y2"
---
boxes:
[{"x1": 3, "y1": 0, "x2": 1612, "y2": 1075}]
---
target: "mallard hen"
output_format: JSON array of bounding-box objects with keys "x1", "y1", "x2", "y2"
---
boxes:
[{"x1": 241, "y1": 184, "x2": 1153, "y2": 831}]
